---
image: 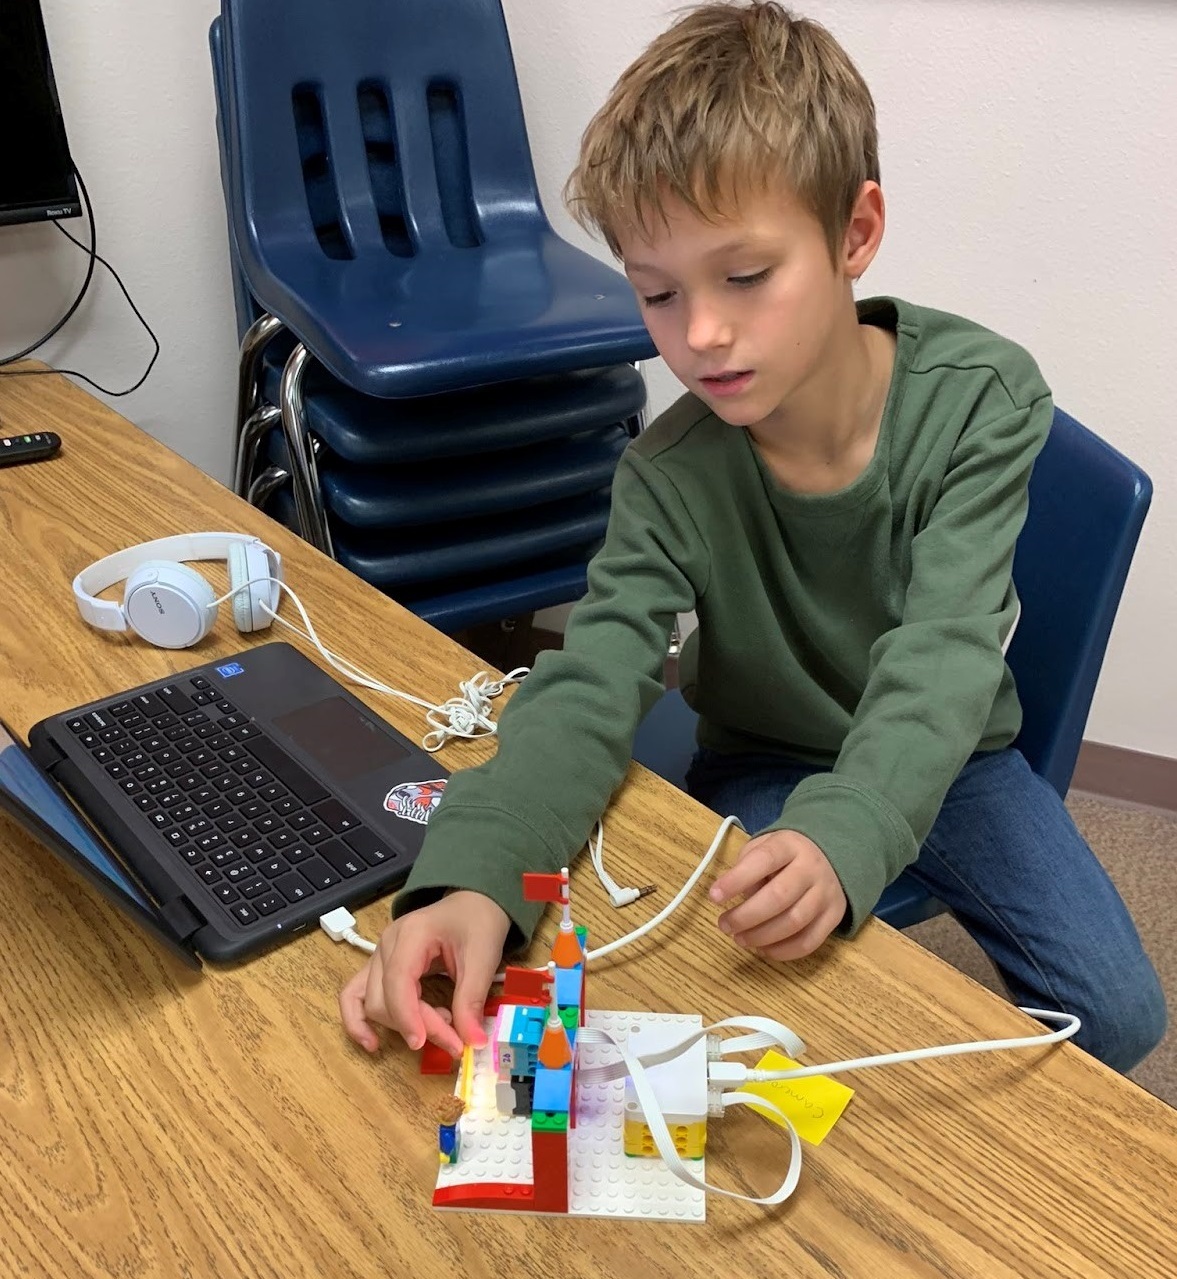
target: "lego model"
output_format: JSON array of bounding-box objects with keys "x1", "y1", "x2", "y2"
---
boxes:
[{"x1": 427, "y1": 867, "x2": 710, "y2": 1222}]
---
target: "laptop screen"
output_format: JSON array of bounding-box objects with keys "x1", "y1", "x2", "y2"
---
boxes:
[{"x1": 0, "y1": 722, "x2": 155, "y2": 912}]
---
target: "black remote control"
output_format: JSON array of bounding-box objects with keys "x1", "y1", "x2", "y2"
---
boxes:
[{"x1": 0, "y1": 431, "x2": 62, "y2": 467}]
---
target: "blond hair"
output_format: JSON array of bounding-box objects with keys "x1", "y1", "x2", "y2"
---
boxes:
[{"x1": 564, "y1": 2, "x2": 879, "y2": 261}]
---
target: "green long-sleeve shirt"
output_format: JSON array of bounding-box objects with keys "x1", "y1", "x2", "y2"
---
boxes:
[{"x1": 395, "y1": 297, "x2": 1053, "y2": 943}]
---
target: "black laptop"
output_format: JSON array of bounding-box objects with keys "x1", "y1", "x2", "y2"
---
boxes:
[{"x1": 0, "y1": 642, "x2": 449, "y2": 966}]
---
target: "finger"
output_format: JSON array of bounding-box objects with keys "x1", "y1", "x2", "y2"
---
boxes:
[
  {"x1": 419, "y1": 1003, "x2": 466, "y2": 1057},
  {"x1": 718, "y1": 866, "x2": 810, "y2": 936},
  {"x1": 710, "y1": 837, "x2": 795, "y2": 904},
  {"x1": 339, "y1": 963, "x2": 380, "y2": 1052},
  {"x1": 730, "y1": 887, "x2": 823, "y2": 950},
  {"x1": 757, "y1": 906, "x2": 842, "y2": 962},
  {"x1": 379, "y1": 936, "x2": 438, "y2": 1051},
  {"x1": 450, "y1": 934, "x2": 503, "y2": 1048}
]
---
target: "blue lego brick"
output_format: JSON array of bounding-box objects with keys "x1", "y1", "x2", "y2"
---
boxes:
[
  {"x1": 511, "y1": 1006, "x2": 545, "y2": 1047},
  {"x1": 533, "y1": 1065, "x2": 573, "y2": 1114},
  {"x1": 554, "y1": 965, "x2": 583, "y2": 1009}
]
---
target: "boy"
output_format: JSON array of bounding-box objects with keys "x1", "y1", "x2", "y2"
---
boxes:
[{"x1": 340, "y1": 3, "x2": 1165, "y2": 1073}]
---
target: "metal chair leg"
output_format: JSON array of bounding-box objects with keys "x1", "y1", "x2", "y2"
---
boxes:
[
  {"x1": 278, "y1": 342, "x2": 334, "y2": 556},
  {"x1": 234, "y1": 403, "x2": 281, "y2": 497},
  {"x1": 235, "y1": 312, "x2": 285, "y2": 435},
  {"x1": 625, "y1": 360, "x2": 650, "y2": 439},
  {"x1": 247, "y1": 463, "x2": 290, "y2": 509}
]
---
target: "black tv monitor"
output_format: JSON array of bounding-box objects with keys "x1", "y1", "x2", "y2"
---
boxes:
[{"x1": 0, "y1": 0, "x2": 80, "y2": 226}]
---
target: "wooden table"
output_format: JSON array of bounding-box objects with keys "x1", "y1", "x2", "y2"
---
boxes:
[{"x1": 0, "y1": 368, "x2": 1174, "y2": 1279}]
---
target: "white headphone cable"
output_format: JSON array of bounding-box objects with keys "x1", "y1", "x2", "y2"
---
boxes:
[{"x1": 211, "y1": 575, "x2": 528, "y2": 752}]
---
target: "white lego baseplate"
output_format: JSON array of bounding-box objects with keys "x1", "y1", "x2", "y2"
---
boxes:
[{"x1": 433, "y1": 1010, "x2": 706, "y2": 1223}]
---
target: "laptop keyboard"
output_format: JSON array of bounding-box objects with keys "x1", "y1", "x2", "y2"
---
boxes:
[{"x1": 62, "y1": 673, "x2": 398, "y2": 926}]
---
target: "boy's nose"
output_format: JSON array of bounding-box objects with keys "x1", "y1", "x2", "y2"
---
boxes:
[{"x1": 684, "y1": 301, "x2": 732, "y2": 353}]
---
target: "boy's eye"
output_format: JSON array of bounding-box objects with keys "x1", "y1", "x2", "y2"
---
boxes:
[
  {"x1": 728, "y1": 268, "x2": 772, "y2": 288},
  {"x1": 641, "y1": 290, "x2": 675, "y2": 308}
]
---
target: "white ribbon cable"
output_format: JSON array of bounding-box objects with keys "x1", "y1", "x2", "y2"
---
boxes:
[
  {"x1": 577, "y1": 1016, "x2": 807, "y2": 1086},
  {"x1": 576, "y1": 1025, "x2": 802, "y2": 1206}
]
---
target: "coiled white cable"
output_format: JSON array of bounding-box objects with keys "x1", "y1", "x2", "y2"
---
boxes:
[{"x1": 211, "y1": 575, "x2": 527, "y2": 752}]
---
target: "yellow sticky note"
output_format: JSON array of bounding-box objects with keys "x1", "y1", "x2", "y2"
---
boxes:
[{"x1": 741, "y1": 1050, "x2": 853, "y2": 1145}]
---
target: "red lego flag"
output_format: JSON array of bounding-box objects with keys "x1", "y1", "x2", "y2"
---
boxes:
[{"x1": 522, "y1": 871, "x2": 566, "y2": 903}]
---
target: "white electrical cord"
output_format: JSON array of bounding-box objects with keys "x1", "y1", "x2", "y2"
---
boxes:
[
  {"x1": 319, "y1": 907, "x2": 377, "y2": 954},
  {"x1": 588, "y1": 817, "x2": 656, "y2": 908},
  {"x1": 211, "y1": 576, "x2": 528, "y2": 752},
  {"x1": 577, "y1": 1007, "x2": 1078, "y2": 1207}
]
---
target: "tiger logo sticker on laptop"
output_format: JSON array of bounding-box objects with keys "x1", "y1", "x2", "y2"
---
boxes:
[{"x1": 383, "y1": 779, "x2": 448, "y2": 826}]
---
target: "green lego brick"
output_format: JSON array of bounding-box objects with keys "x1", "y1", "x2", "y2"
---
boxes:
[
  {"x1": 559, "y1": 1006, "x2": 579, "y2": 1031},
  {"x1": 531, "y1": 1109, "x2": 569, "y2": 1133}
]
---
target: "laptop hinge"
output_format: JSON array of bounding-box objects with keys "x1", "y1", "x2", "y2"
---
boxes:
[{"x1": 158, "y1": 895, "x2": 205, "y2": 942}]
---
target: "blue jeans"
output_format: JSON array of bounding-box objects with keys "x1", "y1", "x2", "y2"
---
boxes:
[{"x1": 685, "y1": 746, "x2": 1167, "y2": 1073}]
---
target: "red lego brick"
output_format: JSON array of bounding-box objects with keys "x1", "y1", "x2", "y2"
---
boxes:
[
  {"x1": 531, "y1": 1128, "x2": 569, "y2": 1214},
  {"x1": 419, "y1": 1041, "x2": 456, "y2": 1075},
  {"x1": 502, "y1": 965, "x2": 552, "y2": 1005},
  {"x1": 433, "y1": 1182, "x2": 537, "y2": 1211}
]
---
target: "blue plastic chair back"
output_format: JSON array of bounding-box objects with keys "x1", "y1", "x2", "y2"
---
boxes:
[
  {"x1": 210, "y1": 17, "x2": 263, "y2": 342},
  {"x1": 218, "y1": 0, "x2": 654, "y2": 396},
  {"x1": 1002, "y1": 409, "x2": 1152, "y2": 795},
  {"x1": 632, "y1": 408, "x2": 1153, "y2": 929}
]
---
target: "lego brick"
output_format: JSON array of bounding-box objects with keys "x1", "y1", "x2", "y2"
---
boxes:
[
  {"x1": 513, "y1": 1007, "x2": 546, "y2": 1046},
  {"x1": 433, "y1": 1182, "x2": 536, "y2": 1211},
  {"x1": 533, "y1": 1066, "x2": 573, "y2": 1115},
  {"x1": 623, "y1": 1020, "x2": 708, "y2": 1125},
  {"x1": 522, "y1": 871, "x2": 566, "y2": 902},
  {"x1": 551, "y1": 928, "x2": 583, "y2": 969},
  {"x1": 531, "y1": 1109, "x2": 569, "y2": 1133},
  {"x1": 434, "y1": 1011, "x2": 706, "y2": 1223},
  {"x1": 537, "y1": 1020, "x2": 573, "y2": 1070},
  {"x1": 419, "y1": 1041, "x2": 455, "y2": 1075},
  {"x1": 531, "y1": 1129, "x2": 569, "y2": 1214},
  {"x1": 555, "y1": 965, "x2": 583, "y2": 1009},
  {"x1": 502, "y1": 966, "x2": 551, "y2": 1004},
  {"x1": 559, "y1": 1006, "x2": 578, "y2": 1031},
  {"x1": 510, "y1": 1076, "x2": 533, "y2": 1116}
]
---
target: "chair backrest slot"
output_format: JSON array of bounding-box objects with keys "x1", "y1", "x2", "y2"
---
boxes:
[
  {"x1": 291, "y1": 82, "x2": 355, "y2": 261},
  {"x1": 427, "y1": 81, "x2": 483, "y2": 249},
  {"x1": 357, "y1": 79, "x2": 415, "y2": 258}
]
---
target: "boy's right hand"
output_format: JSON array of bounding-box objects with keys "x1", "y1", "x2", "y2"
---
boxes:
[{"x1": 338, "y1": 890, "x2": 510, "y2": 1058}]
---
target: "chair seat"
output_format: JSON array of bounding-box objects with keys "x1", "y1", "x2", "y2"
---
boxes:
[
  {"x1": 873, "y1": 874, "x2": 946, "y2": 930},
  {"x1": 262, "y1": 423, "x2": 629, "y2": 528},
  {"x1": 246, "y1": 228, "x2": 656, "y2": 398},
  {"x1": 405, "y1": 561, "x2": 590, "y2": 632},
  {"x1": 258, "y1": 352, "x2": 645, "y2": 464},
  {"x1": 270, "y1": 487, "x2": 610, "y2": 588}
]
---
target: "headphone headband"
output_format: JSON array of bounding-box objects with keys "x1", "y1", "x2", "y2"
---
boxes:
[{"x1": 73, "y1": 533, "x2": 282, "y2": 632}]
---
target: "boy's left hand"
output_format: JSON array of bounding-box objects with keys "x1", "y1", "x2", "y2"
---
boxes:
[{"x1": 709, "y1": 829, "x2": 847, "y2": 961}]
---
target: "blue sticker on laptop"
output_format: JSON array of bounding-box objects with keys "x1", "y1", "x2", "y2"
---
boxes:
[
  {"x1": 215, "y1": 662, "x2": 245, "y2": 679},
  {"x1": 384, "y1": 778, "x2": 447, "y2": 826}
]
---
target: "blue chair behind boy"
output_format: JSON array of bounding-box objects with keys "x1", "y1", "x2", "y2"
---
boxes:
[{"x1": 631, "y1": 409, "x2": 1153, "y2": 930}]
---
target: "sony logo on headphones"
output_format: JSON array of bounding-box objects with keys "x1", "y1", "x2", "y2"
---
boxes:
[{"x1": 149, "y1": 590, "x2": 167, "y2": 615}]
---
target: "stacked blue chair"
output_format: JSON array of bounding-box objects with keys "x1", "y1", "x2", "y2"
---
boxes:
[
  {"x1": 209, "y1": 0, "x2": 656, "y2": 631},
  {"x1": 631, "y1": 410, "x2": 1153, "y2": 930}
]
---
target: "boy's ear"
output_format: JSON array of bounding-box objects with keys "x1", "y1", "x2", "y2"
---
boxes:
[{"x1": 843, "y1": 180, "x2": 885, "y2": 280}]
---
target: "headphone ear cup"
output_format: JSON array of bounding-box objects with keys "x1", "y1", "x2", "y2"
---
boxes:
[
  {"x1": 124, "y1": 560, "x2": 217, "y2": 649},
  {"x1": 229, "y1": 540, "x2": 274, "y2": 633}
]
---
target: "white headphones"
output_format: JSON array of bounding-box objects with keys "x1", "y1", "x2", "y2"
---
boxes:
[{"x1": 73, "y1": 532, "x2": 284, "y2": 650}]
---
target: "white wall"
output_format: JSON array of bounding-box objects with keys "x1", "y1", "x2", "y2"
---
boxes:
[
  {"x1": 0, "y1": 0, "x2": 238, "y2": 482},
  {"x1": 1, "y1": 1, "x2": 1173, "y2": 759}
]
